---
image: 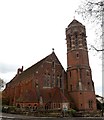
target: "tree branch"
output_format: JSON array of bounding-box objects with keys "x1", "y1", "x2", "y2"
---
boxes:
[
  {"x1": 91, "y1": 45, "x2": 104, "y2": 52},
  {"x1": 88, "y1": 1, "x2": 104, "y2": 6}
]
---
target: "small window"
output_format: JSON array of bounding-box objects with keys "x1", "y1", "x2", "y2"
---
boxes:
[
  {"x1": 58, "y1": 103, "x2": 60, "y2": 108},
  {"x1": 79, "y1": 81, "x2": 82, "y2": 91},
  {"x1": 52, "y1": 61, "x2": 55, "y2": 68},
  {"x1": 86, "y1": 70, "x2": 90, "y2": 76},
  {"x1": 88, "y1": 82, "x2": 90, "y2": 85},
  {"x1": 76, "y1": 53, "x2": 79, "y2": 57},
  {"x1": 88, "y1": 82, "x2": 90, "y2": 89},
  {"x1": 88, "y1": 100, "x2": 93, "y2": 109},
  {"x1": 35, "y1": 79, "x2": 39, "y2": 87},
  {"x1": 76, "y1": 52, "x2": 79, "y2": 59},
  {"x1": 70, "y1": 84, "x2": 73, "y2": 91}
]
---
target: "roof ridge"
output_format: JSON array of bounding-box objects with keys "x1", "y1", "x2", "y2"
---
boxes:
[
  {"x1": 7, "y1": 51, "x2": 65, "y2": 85},
  {"x1": 68, "y1": 19, "x2": 84, "y2": 28}
]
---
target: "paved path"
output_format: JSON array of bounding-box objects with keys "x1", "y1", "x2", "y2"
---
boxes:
[{"x1": 1, "y1": 113, "x2": 104, "y2": 120}]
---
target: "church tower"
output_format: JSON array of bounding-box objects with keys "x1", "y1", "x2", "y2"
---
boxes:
[{"x1": 66, "y1": 19, "x2": 97, "y2": 111}]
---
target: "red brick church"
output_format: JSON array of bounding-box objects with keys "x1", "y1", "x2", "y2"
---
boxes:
[{"x1": 3, "y1": 19, "x2": 97, "y2": 111}]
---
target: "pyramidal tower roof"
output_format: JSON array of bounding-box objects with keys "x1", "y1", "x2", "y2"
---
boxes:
[{"x1": 67, "y1": 19, "x2": 85, "y2": 28}]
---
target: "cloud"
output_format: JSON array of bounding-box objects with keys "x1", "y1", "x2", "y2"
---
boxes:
[{"x1": 0, "y1": 63, "x2": 17, "y2": 73}]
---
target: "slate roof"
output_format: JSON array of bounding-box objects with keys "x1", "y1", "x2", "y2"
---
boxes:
[
  {"x1": 68, "y1": 19, "x2": 85, "y2": 28},
  {"x1": 8, "y1": 51, "x2": 65, "y2": 86},
  {"x1": 8, "y1": 56, "x2": 47, "y2": 85}
]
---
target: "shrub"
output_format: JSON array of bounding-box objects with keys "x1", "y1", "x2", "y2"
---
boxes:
[
  {"x1": 68, "y1": 109, "x2": 76, "y2": 117},
  {"x1": 2, "y1": 106, "x2": 16, "y2": 113}
]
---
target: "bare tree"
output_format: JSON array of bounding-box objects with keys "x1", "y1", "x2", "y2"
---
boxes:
[
  {"x1": 75, "y1": 0, "x2": 104, "y2": 52},
  {"x1": 0, "y1": 78, "x2": 5, "y2": 90}
]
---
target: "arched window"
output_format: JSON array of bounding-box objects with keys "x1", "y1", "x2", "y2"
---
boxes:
[
  {"x1": 55, "y1": 75, "x2": 62, "y2": 88},
  {"x1": 75, "y1": 32, "x2": 78, "y2": 47},
  {"x1": 47, "y1": 74, "x2": 51, "y2": 87},
  {"x1": 28, "y1": 104, "x2": 32, "y2": 109},
  {"x1": 56, "y1": 76, "x2": 59, "y2": 87},
  {"x1": 60, "y1": 75, "x2": 62, "y2": 88},
  {"x1": 69, "y1": 35, "x2": 71, "y2": 48},
  {"x1": 43, "y1": 73, "x2": 51, "y2": 87},
  {"x1": 52, "y1": 61, "x2": 55, "y2": 68},
  {"x1": 79, "y1": 81, "x2": 82, "y2": 91},
  {"x1": 33, "y1": 104, "x2": 37, "y2": 111}
]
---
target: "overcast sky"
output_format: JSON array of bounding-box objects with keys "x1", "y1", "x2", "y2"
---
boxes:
[{"x1": 0, "y1": 0, "x2": 102, "y2": 96}]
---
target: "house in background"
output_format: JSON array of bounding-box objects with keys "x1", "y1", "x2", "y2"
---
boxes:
[{"x1": 2, "y1": 19, "x2": 97, "y2": 111}]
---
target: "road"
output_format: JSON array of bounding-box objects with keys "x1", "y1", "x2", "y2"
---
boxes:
[{"x1": 0, "y1": 113, "x2": 104, "y2": 120}]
